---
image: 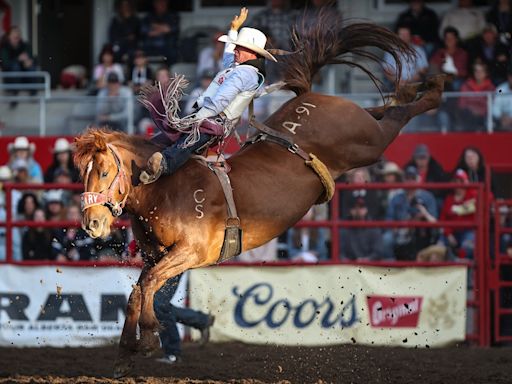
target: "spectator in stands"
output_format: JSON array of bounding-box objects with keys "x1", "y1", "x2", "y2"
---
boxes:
[
  {"x1": 406, "y1": 144, "x2": 448, "y2": 184},
  {"x1": 184, "y1": 70, "x2": 215, "y2": 115},
  {"x1": 22, "y1": 208, "x2": 54, "y2": 261},
  {"x1": 43, "y1": 189, "x2": 65, "y2": 222},
  {"x1": 141, "y1": 0, "x2": 180, "y2": 65},
  {"x1": 486, "y1": 0, "x2": 512, "y2": 47},
  {"x1": 196, "y1": 31, "x2": 225, "y2": 79},
  {"x1": 0, "y1": 165, "x2": 19, "y2": 213},
  {"x1": 458, "y1": 62, "x2": 496, "y2": 131},
  {"x1": 0, "y1": 26, "x2": 37, "y2": 107},
  {"x1": 340, "y1": 196, "x2": 383, "y2": 261},
  {"x1": 439, "y1": 0, "x2": 486, "y2": 42},
  {"x1": 128, "y1": 50, "x2": 153, "y2": 94},
  {"x1": 44, "y1": 138, "x2": 79, "y2": 183},
  {"x1": 440, "y1": 169, "x2": 477, "y2": 259},
  {"x1": 454, "y1": 146, "x2": 488, "y2": 183},
  {"x1": 96, "y1": 72, "x2": 133, "y2": 132},
  {"x1": 109, "y1": 0, "x2": 141, "y2": 63},
  {"x1": 383, "y1": 165, "x2": 438, "y2": 260},
  {"x1": 92, "y1": 44, "x2": 125, "y2": 93},
  {"x1": 251, "y1": 0, "x2": 297, "y2": 51},
  {"x1": 340, "y1": 167, "x2": 382, "y2": 219},
  {"x1": 52, "y1": 203, "x2": 95, "y2": 261},
  {"x1": 95, "y1": 229, "x2": 127, "y2": 261},
  {"x1": 59, "y1": 65, "x2": 87, "y2": 90},
  {"x1": 493, "y1": 64, "x2": 512, "y2": 130},
  {"x1": 467, "y1": 23, "x2": 509, "y2": 85},
  {"x1": 16, "y1": 192, "x2": 39, "y2": 221},
  {"x1": 378, "y1": 161, "x2": 404, "y2": 216},
  {"x1": 287, "y1": 206, "x2": 329, "y2": 262},
  {"x1": 430, "y1": 26, "x2": 469, "y2": 91},
  {"x1": 394, "y1": 0, "x2": 440, "y2": 57},
  {"x1": 8, "y1": 137, "x2": 43, "y2": 183},
  {"x1": 155, "y1": 65, "x2": 171, "y2": 84},
  {"x1": 382, "y1": 24, "x2": 428, "y2": 89}
]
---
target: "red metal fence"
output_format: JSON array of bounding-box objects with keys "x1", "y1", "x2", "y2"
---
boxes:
[{"x1": 0, "y1": 181, "x2": 492, "y2": 345}]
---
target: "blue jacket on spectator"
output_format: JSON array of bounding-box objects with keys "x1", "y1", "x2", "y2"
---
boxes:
[{"x1": 386, "y1": 189, "x2": 438, "y2": 221}]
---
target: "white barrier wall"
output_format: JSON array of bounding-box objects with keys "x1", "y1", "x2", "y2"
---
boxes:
[
  {"x1": 189, "y1": 265, "x2": 467, "y2": 347},
  {"x1": 0, "y1": 266, "x2": 187, "y2": 347}
]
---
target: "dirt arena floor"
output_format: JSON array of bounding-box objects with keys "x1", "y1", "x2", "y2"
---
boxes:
[{"x1": 1, "y1": 342, "x2": 511, "y2": 384}]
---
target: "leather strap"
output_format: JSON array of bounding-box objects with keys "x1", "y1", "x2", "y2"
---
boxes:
[{"x1": 212, "y1": 167, "x2": 239, "y2": 226}]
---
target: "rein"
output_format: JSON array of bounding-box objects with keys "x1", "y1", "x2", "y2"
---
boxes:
[{"x1": 80, "y1": 143, "x2": 129, "y2": 217}]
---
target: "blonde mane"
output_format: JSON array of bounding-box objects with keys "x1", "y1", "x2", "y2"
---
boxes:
[{"x1": 74, "y1": 127, "x2": 157, "y2": 178}]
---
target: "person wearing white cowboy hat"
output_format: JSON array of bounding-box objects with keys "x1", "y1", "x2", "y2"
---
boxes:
[
  {"x1": 380, "y1": 161, "x2": 403, "y2": 183},
  {"x1": 44, "y1": 138, "x2": 80, "y2": 183},
  {"x1": 140, "y1": 7, "x2": 282, "y2": 184},
  {"x1": 7, "y1": 136, "x2": 43, "y2": 183}
]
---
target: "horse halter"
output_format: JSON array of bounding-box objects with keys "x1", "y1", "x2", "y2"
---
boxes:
[{"x1": 80, "y1": 143, "x2": 128, "y2": 217}]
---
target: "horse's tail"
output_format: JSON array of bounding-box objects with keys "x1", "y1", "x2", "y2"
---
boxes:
[{"x1": 280, "y1": 11, "x2": 415, "y2": 95}]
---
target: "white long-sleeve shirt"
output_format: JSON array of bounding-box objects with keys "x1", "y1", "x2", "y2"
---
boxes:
[{"x1": 195, "y1": 29, "x2": 261, "y2": 119}]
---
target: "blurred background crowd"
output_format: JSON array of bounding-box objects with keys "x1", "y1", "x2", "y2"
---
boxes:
[{"x1": 1, "y1": 0, "x2": 512, "y2": 264}]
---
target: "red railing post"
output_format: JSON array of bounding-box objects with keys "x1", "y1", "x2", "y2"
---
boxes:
[
  {"x1": 330, "y1": 188, "x2": 340, "y2": 261},
  {"x1": 5, "y1": 184, "x2": 12, "y2": 263}
]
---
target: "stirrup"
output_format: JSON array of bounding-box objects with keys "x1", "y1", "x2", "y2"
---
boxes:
[{"x1": 139, "y1": 168, "x2": 163, "y2": 185}]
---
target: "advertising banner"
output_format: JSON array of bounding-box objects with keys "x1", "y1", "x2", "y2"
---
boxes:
[
  {"x1": 189, "y1": 265, "x2": 467, "y2": 347},
  {"x1": 0, "y1": 265, "x2": 187, "y2": 347}
]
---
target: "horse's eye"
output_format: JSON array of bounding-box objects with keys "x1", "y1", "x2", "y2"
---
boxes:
[{"x1": 101, "y1": 171, "x2": 109, "y2": 178}]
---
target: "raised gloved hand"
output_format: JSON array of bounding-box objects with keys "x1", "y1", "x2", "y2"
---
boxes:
[{"x1": 230, "y1": 7, "x2": 248, "y2": 31}]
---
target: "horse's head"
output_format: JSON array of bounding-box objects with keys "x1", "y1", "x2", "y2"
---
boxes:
[{"x1": 75, "y1": 130, "x2": 129, "y2": 238}]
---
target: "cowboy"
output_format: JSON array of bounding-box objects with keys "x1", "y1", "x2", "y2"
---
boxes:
[
  {"x1": 7, "y1": 136, "x2": 43, "y2": 183},
  {"x1": 140, "y1": 7, "x2": 278, "y2": 184}
]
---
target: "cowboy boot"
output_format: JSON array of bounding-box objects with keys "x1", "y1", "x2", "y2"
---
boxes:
[
  {"x1": 140, "y1": 152, "x2": 167, "y2": 184},
  {"x1": 198, "y1": 314, "x2": 215, "y2": 346}
]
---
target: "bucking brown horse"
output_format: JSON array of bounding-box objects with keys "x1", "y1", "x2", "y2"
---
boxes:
[{"x1": 74, "y1": 15, "x2": 444, "y2": 377}]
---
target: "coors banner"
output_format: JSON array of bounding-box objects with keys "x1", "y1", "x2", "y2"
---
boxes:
[{"x1": 189, "y1": 265, "x2": 467, "y2": 347}]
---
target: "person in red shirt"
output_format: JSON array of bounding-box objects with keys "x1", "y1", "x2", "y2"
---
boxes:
[
  {"x1": 430, "y1": 26, "x2": 469, "y2": 91},
  {"x1": 440, "y1": 169, "x2": 477, "y2": 259},
  {"x1": 457, "y1": 62, "x2": 496, "y2": 131}
]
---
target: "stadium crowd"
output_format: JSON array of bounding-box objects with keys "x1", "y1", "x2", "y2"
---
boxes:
[{"x1": 1, "y1": 0, "x2": 512, "y2": 264}]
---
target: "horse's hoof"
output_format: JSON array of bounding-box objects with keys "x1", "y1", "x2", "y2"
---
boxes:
[{"x1": 113, "y1": 358, "x2": 134, "y2": 379}]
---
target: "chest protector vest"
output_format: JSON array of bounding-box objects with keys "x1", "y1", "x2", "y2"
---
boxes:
[{"x1": 199, "y1": 64, "x2": 265, "y2": 121}]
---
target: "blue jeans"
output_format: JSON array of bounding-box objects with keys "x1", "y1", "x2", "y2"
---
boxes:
[
  {"x1": 153, "y1": 275, "x2": 210, "y2": 356},
  {"x1": 161, "y1": 133, "x2": 214, "y2": 175}
]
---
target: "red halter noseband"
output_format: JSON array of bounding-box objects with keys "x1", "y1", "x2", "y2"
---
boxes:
[{"x1": 80, "y1": 143, "x2": 128, "y2": 217}]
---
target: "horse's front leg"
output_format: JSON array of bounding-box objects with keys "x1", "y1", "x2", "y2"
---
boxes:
[
  {"x1": 113, "y1": 270, "x2": 146, "y2": 378},
  {"x1": 138, "y1": 247, "x2": 201, "y2": 356}
]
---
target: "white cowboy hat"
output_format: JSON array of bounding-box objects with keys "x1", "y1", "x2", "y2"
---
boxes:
[
  {"x1": 44, "y1": 189, "x2": 64, "y2": 203},
  {"x1": 53, "y1": 138, "x2": 72, "y2": 153},
  {"x1": 8, "y1": 136, "x2": 35, "y2": 153},
  {"x1": 380, "y1": 161, "x2": 403, "y2": 176},
  {"x1": 0, "y1": 165, "x2": 12, "y2": 181},
  {"x1": 218, "y1": 27, "x2": 277, "y2": 62}
]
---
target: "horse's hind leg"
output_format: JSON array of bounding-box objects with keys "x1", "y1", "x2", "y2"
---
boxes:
[
  {"x1": 113, "y1": 280, "x2": 142, "y2": 378},
  {"x1": 376, "y1": 75, "x2": 445, "y2": 147},
  {"x1": 365, "y1": 81, "x2": 424, "y2": 120}
]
